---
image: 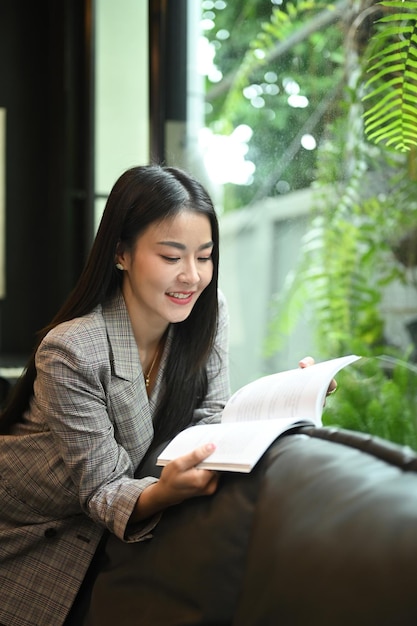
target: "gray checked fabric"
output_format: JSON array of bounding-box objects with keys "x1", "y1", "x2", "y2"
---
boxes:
[{"x1": 0, "y1": 290, "x2": 230, "y2": 626}]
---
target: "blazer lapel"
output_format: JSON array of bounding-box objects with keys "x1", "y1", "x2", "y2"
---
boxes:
[
  {"x1": 102, "y1": 292, "x2": 155, "y2": 464},
  {"x1": 103, "y1": 291, "x2": 141, "y2": 382}
]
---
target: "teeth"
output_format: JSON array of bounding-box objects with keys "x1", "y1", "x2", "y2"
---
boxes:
[{"x1": 167, "y1": 292, "x2": 190, "y2": 299}]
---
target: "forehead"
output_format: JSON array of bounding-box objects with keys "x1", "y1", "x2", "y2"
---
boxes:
[{"x1": 144, "y1": 211, "x2": 212, "y2": 240}]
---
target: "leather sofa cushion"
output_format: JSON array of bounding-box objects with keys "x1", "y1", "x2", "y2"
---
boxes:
[
  {"x1": 86, "y1": 446, "x2": 264, "y2": 625},
  {"x1": 85, "y1": 429, "x2": 417, "y2": 626},
  {"x1": 235, "y1": 431, "x2": 417, "y2": 626}
]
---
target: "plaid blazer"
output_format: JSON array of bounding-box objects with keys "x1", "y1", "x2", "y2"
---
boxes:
[{"x1": 0, "y1": 290, "x2": 230, "y2": 626}]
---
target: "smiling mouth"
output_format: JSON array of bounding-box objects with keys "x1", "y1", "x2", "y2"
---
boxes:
[{"x1": 166, "y1": 291, "x2": 194, "y2": 299}]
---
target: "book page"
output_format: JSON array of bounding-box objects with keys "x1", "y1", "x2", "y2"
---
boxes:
[
  {"x1": 156, "y1": 418, "x2": 310, "y2": 472},
  {"x1": 222, "y1": 354, "x2": 360, "y2": 424}
]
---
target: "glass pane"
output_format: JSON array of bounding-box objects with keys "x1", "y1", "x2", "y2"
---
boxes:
[
  {"x1": 179, "y1": 1, "x2": 417, "y2": 447},
  {"x1": 94, "y1": 0, "x2": 149, "y2": 229}
]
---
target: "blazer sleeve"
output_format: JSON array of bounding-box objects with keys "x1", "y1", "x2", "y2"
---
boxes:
[
  {"x1": 33, "y1": 322, "x2": 158, "y2": 543},
  {"x1": 191, "y1": 290, "x2": 231, "y2": 426}
]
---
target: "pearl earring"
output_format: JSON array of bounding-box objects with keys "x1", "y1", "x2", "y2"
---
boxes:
[{"x1": 115, "y1": 263, "x2": 124, "y2": 270}]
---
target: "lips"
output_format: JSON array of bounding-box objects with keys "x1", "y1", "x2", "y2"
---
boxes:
[
  {"x1": 166, "y1": 292, "x2": 193, "y2": 299},
  {"x1": 166, "y1": 291, "x2": 195, "y2": 304}
]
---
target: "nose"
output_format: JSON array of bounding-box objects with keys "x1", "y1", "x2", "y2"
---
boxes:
[{"x1": 178, "y1": 260, "x2": 200, "y2": 285}]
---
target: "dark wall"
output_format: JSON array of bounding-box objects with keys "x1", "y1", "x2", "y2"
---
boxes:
[{"x1": 0, "y1": 0, "x2": 93, "y2": 359}]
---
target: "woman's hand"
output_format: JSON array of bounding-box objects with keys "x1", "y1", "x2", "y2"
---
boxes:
[
  {"x1": 131, "y1": 444, "x2": 219, "y2": 523},
  {"x1": 299, "y1": 355, "x2": 337, "y2": 395}
]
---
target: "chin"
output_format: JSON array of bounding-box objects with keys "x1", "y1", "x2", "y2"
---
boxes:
[
  {"x1": 170, "y1": 313, "x2": 193, "y2": 325},
  {"x1": 166, "y1": 306, "x2": 195, "y2": 324}
]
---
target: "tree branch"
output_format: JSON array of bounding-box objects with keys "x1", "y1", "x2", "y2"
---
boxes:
[{"x1": 205, "y1": 0, "x2": 350, "y2": 102}]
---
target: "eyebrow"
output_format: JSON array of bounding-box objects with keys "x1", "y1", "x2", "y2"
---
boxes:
[{"x1": 157, "y1": 240, "x2": 214, "y2": 251}]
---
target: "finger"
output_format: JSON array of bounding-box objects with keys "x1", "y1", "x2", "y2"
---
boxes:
[
  {"x1": 204, "y1": 471, "x2": 220, "y2": 495},
  {"x1": 326, "y1": 379, "x2": 338, "y2": 395},
  {"x1": 174, "y1": 443, "x2": 216, "y2": 471},
  {"x1": 299, "y1": 356, "x2": 315, "y2": 368}
]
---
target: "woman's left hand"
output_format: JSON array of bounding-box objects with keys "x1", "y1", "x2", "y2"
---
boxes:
[{"x1": 299, "y1": 355, "x2": 337, "y2": 396}]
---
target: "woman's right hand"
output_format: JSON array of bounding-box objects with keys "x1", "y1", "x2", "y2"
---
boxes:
[{"x1": 130, "y1": 443, "x2": 219, "y2": 523}]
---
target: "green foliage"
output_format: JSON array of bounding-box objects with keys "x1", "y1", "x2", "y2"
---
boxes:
[
  {"x1": 265, "y1": 0, "x2": 417, "y2": 448},
  {"x1": 363, "y1": 1, "x2": 417, "y2": 152},
  {"x1": 207, "y1": 0, "x2": 417, "y2": 447},
  {"x1": 266, "y1": 133, "x2": 413, "y2": 359},
  {"x1": 323, "y1": 357, "x2": 417, "y2": 449},
  {"x1": 205, "y1": 1, "x2": 344, "y2": 209}
]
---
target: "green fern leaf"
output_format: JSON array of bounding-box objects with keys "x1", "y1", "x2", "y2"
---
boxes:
[
  {"x1": 362, "y1": 3, "x2": 417, "y2": 152},
  {"x1": 380, "y1": 1, "x2": 417, "y2": 9}
]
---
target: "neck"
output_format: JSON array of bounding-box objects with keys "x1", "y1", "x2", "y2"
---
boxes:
[
  {"x1": 120, "y1": 287, "x2": 169, "y2": 352},
  {"x1": 142, "y1": 330, "x2": 168, "y2": 392}
]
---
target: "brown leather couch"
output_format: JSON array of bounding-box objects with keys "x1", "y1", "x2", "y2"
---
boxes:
[{"x1": 85, "y1": 427, "x2": 417, "y2": 626}]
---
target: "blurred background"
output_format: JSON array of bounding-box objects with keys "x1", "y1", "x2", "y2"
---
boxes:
[{"x1": 1, "y1": 0, "x2": 417, "y2": 446}]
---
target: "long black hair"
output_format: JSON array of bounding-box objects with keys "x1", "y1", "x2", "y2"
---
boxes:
[{"x1": 0, "y1": 165, "x2": 220, "y2": 441}]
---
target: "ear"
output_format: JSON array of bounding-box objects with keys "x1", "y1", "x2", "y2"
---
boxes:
[{"x1": 115, "y1": 243, "x2": 127, "y2": 268}]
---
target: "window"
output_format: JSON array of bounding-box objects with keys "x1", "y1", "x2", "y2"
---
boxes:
[
  {"x1": 94, "y1": 0, "x2": 149, "y2": 229},
  {"x1": 172, "y1": 1, "x2": 417, "y2": 396}
]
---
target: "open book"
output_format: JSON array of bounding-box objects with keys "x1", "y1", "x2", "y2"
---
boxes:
[{"x1": 157, "y1": 354, "x2": 361, "y2": 473}]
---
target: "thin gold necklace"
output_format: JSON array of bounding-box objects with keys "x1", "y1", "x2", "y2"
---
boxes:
[{"x1": 144, "y1": 344, "x2": 161, "y2": 388}]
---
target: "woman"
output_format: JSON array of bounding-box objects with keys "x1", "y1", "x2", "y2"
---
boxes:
[{"x1": 0, "y1": 165, "x2": 230, "y2": 626}]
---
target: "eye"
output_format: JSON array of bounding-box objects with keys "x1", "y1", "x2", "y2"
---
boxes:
[
  {"x1": 198, "y1": 255, "x2": 212, "y2": 262},
  {"x1": 161, "y1": 255, "x2": 180, "y2": 263}
]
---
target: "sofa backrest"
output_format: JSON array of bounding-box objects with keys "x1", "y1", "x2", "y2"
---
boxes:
[
  {"x1": 86, "y1": 427, "x2": 417, "y2": 626},
  {"x1": 235, "y1": 427, "x2": 417, "y2": 626}
]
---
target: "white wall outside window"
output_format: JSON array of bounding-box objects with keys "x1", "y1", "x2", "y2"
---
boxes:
[{"x1": 94, "y1": 0, "x2": 149, "y2": 229}]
